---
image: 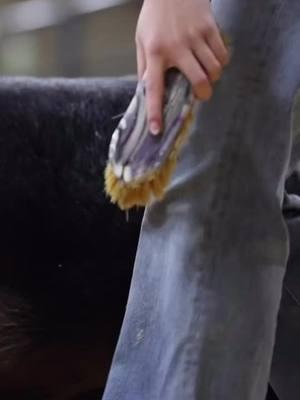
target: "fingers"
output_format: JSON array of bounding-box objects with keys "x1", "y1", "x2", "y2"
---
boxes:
[
  {"x1": 144, "y1": 46, "x2": 219, "y2": 135},
  {"x1": 144, "y1": 56, "x2": 165, "y2": 135},
  {"x1": 179, "y1": 24, "x2": 229, "y2": 99},
  {"x1": 136, "y1": 16, "x2": 230, "y2": 136},
  {"x1": 204, "y1": 24, "x2": 230, "y2": 67},
  {"x1": 193, "y1": 42, "x2": 222, "y2": 83},
  {"x1": 177, "y1": 52, "x2": 212, "y2": 100}
]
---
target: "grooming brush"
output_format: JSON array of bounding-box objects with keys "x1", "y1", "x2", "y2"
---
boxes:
[{"x1": 104, "y1": 68, "x2": 196, "y2": 210}]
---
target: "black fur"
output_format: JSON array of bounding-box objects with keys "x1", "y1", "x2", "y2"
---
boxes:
[
  {"x1": 0, "y1": 76, "x2": 296, "y2": 399},
  {"x1": 0, "y1": 77, "x2": 144, "y2": 398}
]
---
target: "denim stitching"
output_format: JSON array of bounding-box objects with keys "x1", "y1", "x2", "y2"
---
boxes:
[{"x1": 182, "y1": 1, "x2": 291, "y2": 397}]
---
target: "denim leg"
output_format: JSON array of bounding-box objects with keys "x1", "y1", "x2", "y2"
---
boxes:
[{"x1": 103, "y1": 1, "x2": 300, "y2": 399}]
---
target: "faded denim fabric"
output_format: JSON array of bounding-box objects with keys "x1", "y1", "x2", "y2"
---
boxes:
[{"x1": 103, "y1": 1, "x2": 300, "y2": 399}]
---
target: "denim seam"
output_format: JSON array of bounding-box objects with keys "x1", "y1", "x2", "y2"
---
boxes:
[{"x1": 181, "y1": 1, "x2": 289, "y2": 397}]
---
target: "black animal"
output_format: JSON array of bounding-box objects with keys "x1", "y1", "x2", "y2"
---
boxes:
[
  {"x1": 0, "y1": 77, "x2": 143, "y2": 399},
  {"x1": 0, "y1": 76, "x2": 297, "y2": 399}
]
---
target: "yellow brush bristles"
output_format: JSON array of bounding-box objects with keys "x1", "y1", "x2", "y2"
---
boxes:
[{"x1": 104, "y1": 109, "x2": 194, "y2": 210}]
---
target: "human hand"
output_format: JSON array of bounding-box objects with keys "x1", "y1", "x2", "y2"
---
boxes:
[{"x1": 135, "y1": 0, "x2": 229, "y2": 135}]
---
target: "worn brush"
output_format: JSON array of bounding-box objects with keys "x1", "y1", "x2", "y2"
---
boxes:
[
  {"x1": 104, "y1": 33, "x2": 231, "y2": 211},
  {"x1": 104, "y1": 68, "x2": 196, "y2": 210}
]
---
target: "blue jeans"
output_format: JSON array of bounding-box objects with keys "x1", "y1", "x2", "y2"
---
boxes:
[{"x1": 103, "y1": 0, "x2": 300, "y2": 399}]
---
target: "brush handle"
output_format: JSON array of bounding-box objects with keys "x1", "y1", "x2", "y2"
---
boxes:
[{"x1": 108, "y1": 68, "x2": 195, "y2": 184}]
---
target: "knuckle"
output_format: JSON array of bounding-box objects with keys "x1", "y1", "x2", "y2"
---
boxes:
[
  {"x1": 201, "y1": 20, "x2": 216, "y2": 38},
  {"x1": 186, "y1": 27, "x2": 199, "y2": 42},
  {"x1": 147, "y1": 36, "x2": 186, "y2": 59},
  {"x1": 147, "y1": 39, "x2": 163, "y2": 56}
]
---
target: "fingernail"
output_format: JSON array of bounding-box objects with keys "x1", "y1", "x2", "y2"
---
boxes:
[
  {"x1": 196, "y1": 86, "x2": 212, "y2": 101},
  {"x1": 150, "y1": 120, "x2": 161, "y2": 135}
]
